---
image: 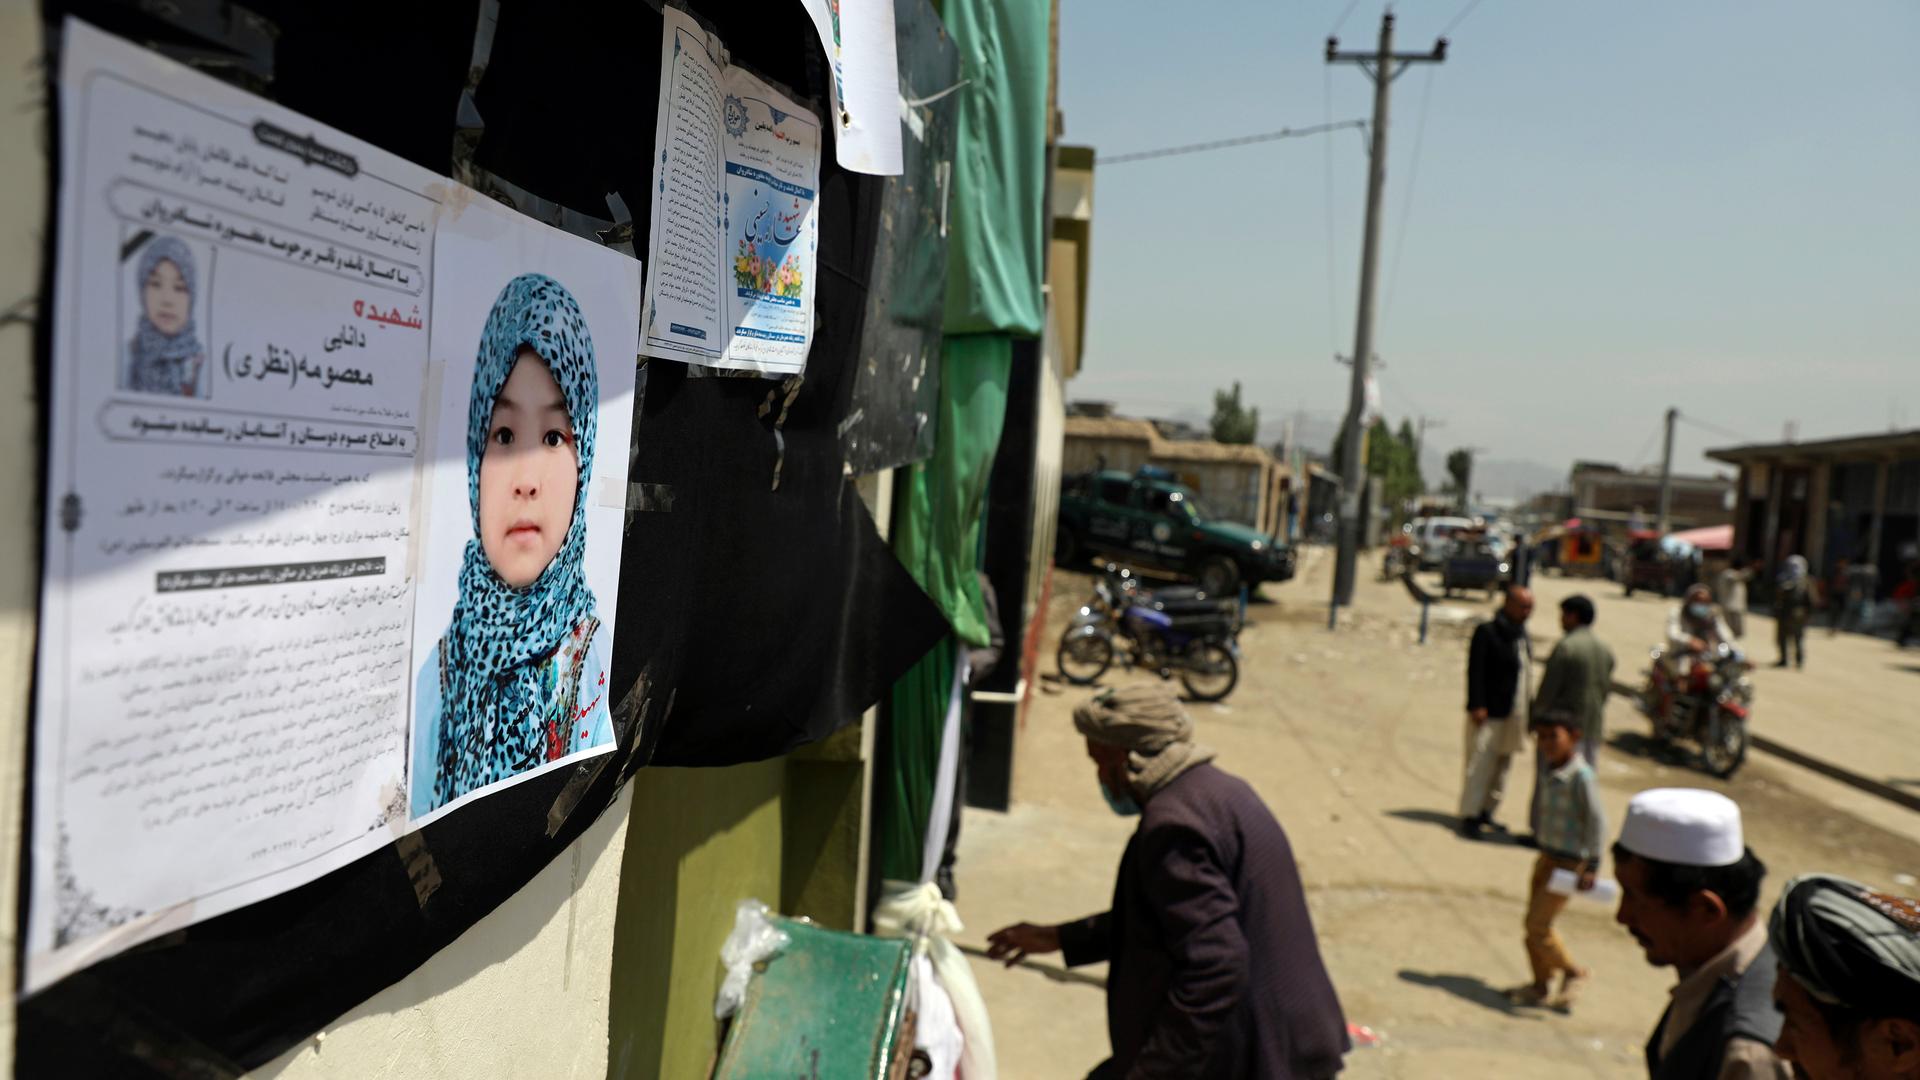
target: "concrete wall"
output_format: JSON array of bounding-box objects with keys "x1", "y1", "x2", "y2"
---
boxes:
[
  {"x1": 607, "y1": 762, "x2": 788, "y2": 1080},
  {"x1": 1062, "y1": 433, "x2": 1150, "y2": 476},
  {"x1": 258, "y1": 792, "x2": 634, "y2": 1079},
  {"x1": 1, "y1": 10, "x2": 48, "y2": 1065}
]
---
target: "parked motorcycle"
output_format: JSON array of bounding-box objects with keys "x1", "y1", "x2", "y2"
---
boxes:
[
  {"x1": 1056, "y1": 567, "x2": 1242, "y2": 701},
  {"x1": 1637, "y1": 641, "x2": 1753, "y2": 778}
]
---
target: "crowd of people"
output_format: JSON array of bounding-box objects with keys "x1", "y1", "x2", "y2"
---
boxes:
[
  {"x1": 972, "y1": 572, "x2": 1919, "y2": 1079},
  {"x1": 1713, "y1": 553, "x2": 1920, "y2": 661}
]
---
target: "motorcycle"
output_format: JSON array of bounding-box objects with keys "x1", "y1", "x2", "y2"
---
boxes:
[
  {"x1": 1380, "y1": 540, "x2": 1414, "y2": 580},
  {"x1": 1056, "y1": 567, "x2": 1242, "y2": 702},
  {"x1": 1638, "y1": 640, "x2": 1753, "y2": 778}
]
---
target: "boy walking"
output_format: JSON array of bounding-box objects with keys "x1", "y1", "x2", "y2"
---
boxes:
[{"x1": 1508, "y1": 711, "x2": 1606, "y2": 1010}]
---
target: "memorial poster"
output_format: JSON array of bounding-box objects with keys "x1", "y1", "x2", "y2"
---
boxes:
[{"x1": 28, "y1": 20, "x2": 638, "y2": 993}]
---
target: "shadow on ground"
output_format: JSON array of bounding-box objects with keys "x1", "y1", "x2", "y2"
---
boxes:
[
  {"x1": 1384, "y1": 808, "x2": 1530, "y2": 848},
  {"x1": 1396, "y1": 970, "x2": 1530, "y2": 1017},
  {"x1": 956, "y1": 942, "x2": 1107, "y2": 990},
  {"x1": 1606, "y1": 731, "x2": 1698, "y2": 770}
]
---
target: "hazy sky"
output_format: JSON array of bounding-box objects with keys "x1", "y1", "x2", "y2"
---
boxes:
[{"x1": 1058, "y1": 0, "x2": 1919, "y2": 484}]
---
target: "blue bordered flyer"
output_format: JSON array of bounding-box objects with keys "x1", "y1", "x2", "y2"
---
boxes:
[{"x1": 643, "y1": 7, "x2": 822, "y2": 376}]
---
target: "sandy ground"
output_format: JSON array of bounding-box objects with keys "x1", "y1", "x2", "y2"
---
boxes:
[{"x1": 951, "y1": 548, "x2": 1920, "y2": 1079}]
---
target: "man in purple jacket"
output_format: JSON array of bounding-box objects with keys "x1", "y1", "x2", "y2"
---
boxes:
[{"x1": 987, "y1": 684, "x2": 1350, "y2": 1079}]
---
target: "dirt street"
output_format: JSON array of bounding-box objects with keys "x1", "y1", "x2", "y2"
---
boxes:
[{"x1": 953, "y1": 549, "x2": 1920, "y2": 1079}]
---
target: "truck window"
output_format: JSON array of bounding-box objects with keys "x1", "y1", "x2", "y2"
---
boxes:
[
  {"x1": 1098, "y1": 478, "x2": 1132, "y2": 505},
  {"x1": 1144, "y1": 487, "x2": 1202, "y2": 523}
]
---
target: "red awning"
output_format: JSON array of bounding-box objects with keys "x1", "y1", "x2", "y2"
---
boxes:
[{"x1": 1668, "y1": 524, "x2": 1734, "y2": 552}]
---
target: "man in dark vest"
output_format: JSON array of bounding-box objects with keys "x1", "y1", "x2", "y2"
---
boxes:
[
  {"x1": 1612, "y1": 788, "x2": 1791, "y2": 1079},
  {"x1": 985, "y1": 684, "x2": 1350, "y2": 1079}
]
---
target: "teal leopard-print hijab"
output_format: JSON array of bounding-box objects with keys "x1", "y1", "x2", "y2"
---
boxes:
[{"x1": 434, "y1": 273, "x2": 600, "y2": 809}]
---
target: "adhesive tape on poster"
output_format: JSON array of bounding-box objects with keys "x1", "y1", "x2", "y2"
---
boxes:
[{"x1": 597, "y1": 475, "x2": 626, "y2": 510}]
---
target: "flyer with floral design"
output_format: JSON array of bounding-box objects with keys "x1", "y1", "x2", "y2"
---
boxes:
[{"x1": 642, "y1": 7, "x2": 822, "y2": 376}]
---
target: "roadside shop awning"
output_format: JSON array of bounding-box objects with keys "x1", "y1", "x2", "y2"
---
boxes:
[{"x1": 1668, "y1": 524, "x2": 1734, "y2": 552}]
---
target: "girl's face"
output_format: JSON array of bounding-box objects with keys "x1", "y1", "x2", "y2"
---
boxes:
[
  {"x1": 142, "y1": 258, "x2": 191, "y2": 336},
  {"x1": 477, "y1": 348, "x2": 579, "y2": 588}
]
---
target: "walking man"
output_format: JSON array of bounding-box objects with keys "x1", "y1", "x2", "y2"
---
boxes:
[
  {"x1": 1717, "y1": 558, "x2": 1756, "y2": 639},
  {"x1": 1775, "y1": 555, "x2": 1815, "y2": 668},
  {"x1": 986, "y1": 684, "x2": 1350, "y2": 1079},
  {"x1": 1532, "y1": 594, "x2": 1614, "y2": 766},
  {"x1": 1613, "y1": 789, "x2": 1791, "y2": 1079},
  {"x1": 1460, "y1": 586, "x2": 1533, "y2": 839}
]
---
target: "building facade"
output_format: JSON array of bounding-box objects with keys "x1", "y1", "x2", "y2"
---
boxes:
[
  {"x1": 1568, "y1": 460, "x2": 1735, "y2": 534},
  {"x1": 1709, "y1": 430, "x2": 1920, "y2": 592}
]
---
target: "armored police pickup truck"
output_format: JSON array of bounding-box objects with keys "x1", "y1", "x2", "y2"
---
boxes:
[{"x1": 1057, "y1": 467, "x2": 1296, "y2": 595}]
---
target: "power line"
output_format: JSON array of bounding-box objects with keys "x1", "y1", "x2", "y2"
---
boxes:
[
  {"x1": 1677, "y1": 413, "x2": 1759, "y2": 445},
  {"x1": 1323, "y1": 65, "x2": 1343, "y2": 356},
  {"x1": 1095, "y1": 119, "x2": 1367, "y2": 166},
  {"x1": 1441, "y1": 0, "x2": 1491, "y2": 35},
  {"x1": 1630, "y1": 416, "x2": 1664, "y2": 471},
  {"x1": 1328, "y1": 0, "x2": 1365, "y2": 38},
  {"x1": 1381, "y1": 63, "x2": 1437, "y2": 328}
]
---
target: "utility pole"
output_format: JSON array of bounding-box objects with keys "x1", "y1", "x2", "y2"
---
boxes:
[
  {"x1": 1326, "y1": 12, "x2": 1447, "y2": 612},
  {"x1": 1457, "y1": 445, "x2": 1488, "y2": 514},
  {"x1": 1414, "y1": 415, "x2": 1444, "y2": 472},
  {"x1": 1655, "y1": 406, "x2": 1677, "y2": 534}
]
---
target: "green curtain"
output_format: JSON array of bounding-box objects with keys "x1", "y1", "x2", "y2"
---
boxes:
[
  {"x1": 877, "y1": 638, "x2": 954, "y2": 883},
  {"x1": 892, "y1": 334, "x2": 1011, "y2": 648},
  {"x1": 941, "y1": 0, "x2": 1050, "y2": 337}
]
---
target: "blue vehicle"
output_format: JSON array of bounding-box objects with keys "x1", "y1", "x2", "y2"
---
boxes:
[{"x1": 1056, "y1": 566, "x2": 1242, "y2": 701}]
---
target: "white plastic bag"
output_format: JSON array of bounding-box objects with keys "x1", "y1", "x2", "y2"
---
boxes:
[
  {"x1": 714, "y1": 898, "x2": 789, "y2": 1020},
  {"x1": 873, "y1": 880, "x2": 997, "y2": 1080}
]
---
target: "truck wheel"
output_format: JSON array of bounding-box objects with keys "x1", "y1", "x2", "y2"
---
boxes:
[
  {"x1": 1055, "y1": 527, "x2": 1080, "y2": 567},
  {"x1": 1196, "y1": 557, "x2": 1239, "y2": 598}
]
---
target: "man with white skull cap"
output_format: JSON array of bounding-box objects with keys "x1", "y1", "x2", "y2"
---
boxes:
[{"x1": 1612, "y1": 788, "x2": 1792, "y2": 1079}]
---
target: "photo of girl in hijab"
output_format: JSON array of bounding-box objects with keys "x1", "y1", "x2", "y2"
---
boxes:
[
  {"x1": 122, "y1": 233, "x2": 208, "y2": 398},
  {"x1": 410, "y1": 273, "x2": 613, "y2": 817}
]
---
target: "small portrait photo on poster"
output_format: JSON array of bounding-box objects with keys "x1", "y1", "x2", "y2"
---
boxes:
[
  {"x1": 119, "y1": 229, "x2": 212, "y2": 398},
  {"x1": 410, "y1": 274, "x2": 612, "y2": 817}
]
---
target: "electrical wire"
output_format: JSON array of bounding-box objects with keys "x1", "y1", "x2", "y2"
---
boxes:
[
  {"x1": 1441, "y1": 0, "x2": 1489, "y2": 36},
  {"x1": 1381, "y1": 63, "x2": 1436, "y2": 329},
  {"x1": 1095, "y1": 119, "x2": 1366, "y2": 166},
  {"x1": 1677, "y1": 413, "x2": 1759, "y2": 445},
  {"x1": 1629, "y1": 418, "x2": 1664, "y2": 471},
  {"x1": 1328, "y1": 0, "x2": 1365, "y2": 39},
  {"x1": 1324, "y1": 65, "x2": 1344, "y2": 358}
]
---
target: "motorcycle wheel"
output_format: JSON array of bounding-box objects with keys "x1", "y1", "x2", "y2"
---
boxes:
[
  {"x1": 1180, "y1": 640, "x2": 1239, "y2": 702},
  {"x1": 1057, "y1": 630, "x2": 1114, "y2": 685},
  {"x1": 1699, "y1": 707, "x2": 1748, "y2": 778}
]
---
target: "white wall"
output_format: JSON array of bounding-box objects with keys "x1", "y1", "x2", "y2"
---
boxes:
[
  {"x1": 1, "y1": 17, "x2": 633, "y2": 1074},
  {"x1": 255, "y1": 791, "x2": 632, "y2": 1080},
  {"x1": 1, "y1": 8, "x2": 49, "y2": 1065}
]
